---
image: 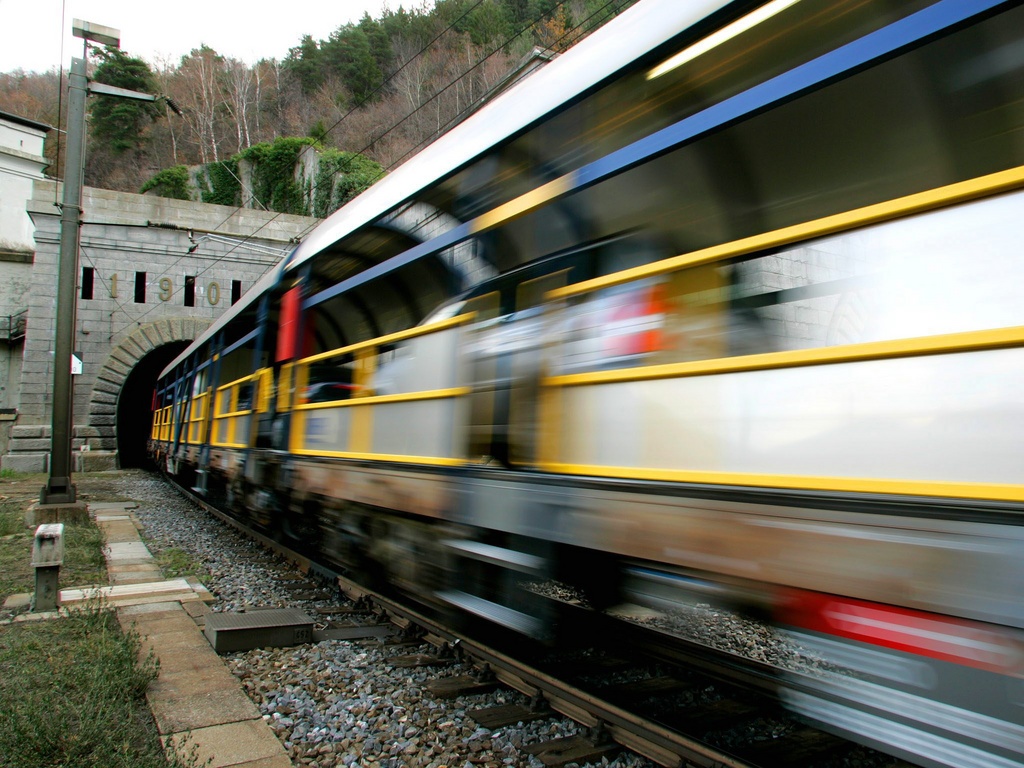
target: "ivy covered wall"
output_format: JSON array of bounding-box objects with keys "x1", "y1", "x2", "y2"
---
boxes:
[{"x1": 142, "y1": 137, "x2": 384, "y2": 218}]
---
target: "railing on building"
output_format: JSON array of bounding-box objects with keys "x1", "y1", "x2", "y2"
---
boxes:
[{"x1": 0, "y1": 311, "x2": 27, "y2": 343}]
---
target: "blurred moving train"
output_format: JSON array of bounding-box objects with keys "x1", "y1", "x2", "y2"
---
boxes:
[{"x1": 151, "y1": 1, "x2": 1024, "y2": 765}]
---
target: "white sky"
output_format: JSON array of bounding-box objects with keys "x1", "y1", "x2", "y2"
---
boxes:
[{"x1": 0, "y1": 0, "x2": 399, "y2": 74}]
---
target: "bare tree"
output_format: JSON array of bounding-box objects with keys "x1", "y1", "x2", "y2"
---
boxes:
[
  {"x1": 251, "y1": 59, "x2": 284, "y2": 143},
  {"x1": 222, "y1": 57, "x2": 255, "y2": 152},
  {"x1": 174, "y1": 46, "x2": 224, "y2": 164},
  {"x1": 3, "y1": 1, "x2": 633, "y2": 194},
  {"x1": 391, "y1": 36, "x2": 428, "y2": 114}
]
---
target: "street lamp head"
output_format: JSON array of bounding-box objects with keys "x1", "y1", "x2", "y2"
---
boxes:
[{"x1": 71, "y1": 19, "x2": 120, "y2": 49}]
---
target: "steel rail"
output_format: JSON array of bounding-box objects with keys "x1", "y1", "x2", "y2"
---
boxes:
[
  {"x1": 170, "y1": 477, "x2": 759, "y2": 766},
  {"x1": 331, "y1": 575, "x2": 764, "y2": 768},
  {"x1": 168, "y1": 476, "x2": 904, "y2": 768}
]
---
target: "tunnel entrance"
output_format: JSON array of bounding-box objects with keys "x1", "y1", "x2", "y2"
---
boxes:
[{"x1": 115, "y1": 341, "x2": 190, "y2": 468}]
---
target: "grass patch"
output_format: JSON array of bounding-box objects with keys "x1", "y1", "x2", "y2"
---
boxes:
[
  {"x1": 0, "y1": 606, "x2": 202, "y2": 767},
  {"x1": 155, "y1": 547, "x2": 206, "y2": 579},
  {"x1": 0, "y1": 499, "x2": 106, "y2": 603}
]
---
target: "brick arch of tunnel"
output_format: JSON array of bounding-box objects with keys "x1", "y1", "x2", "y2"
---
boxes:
[{"x1": 87, "y1": 319, "x2": 212, "y2": 468}]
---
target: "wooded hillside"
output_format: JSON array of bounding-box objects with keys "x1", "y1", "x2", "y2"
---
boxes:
[{"x1": 0, "y1": 0, "x2": 636, "y2": 216}]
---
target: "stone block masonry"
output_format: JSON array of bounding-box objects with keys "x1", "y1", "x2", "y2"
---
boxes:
[{"x1": 2, "y1": 181, "x2": 319, "y2": 472}]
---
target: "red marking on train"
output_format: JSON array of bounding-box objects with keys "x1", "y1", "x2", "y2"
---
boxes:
[
  {"x1": 603, "y1": 284, "x2": 665, "y2": 358},
  {"x1": 276, "y1": 286, "x2": 302, "y2": 363},
  {"x1": 779, "y1": 589, "x2": 1023, "y2": 675}
]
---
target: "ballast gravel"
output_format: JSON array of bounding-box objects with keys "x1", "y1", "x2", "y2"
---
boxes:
[
  {"x1": 118, "y1": 469, "x2": 896, "y2": 768},
  {"x1": 119, "y1": 470, "x2": 654, "y2": 768}
]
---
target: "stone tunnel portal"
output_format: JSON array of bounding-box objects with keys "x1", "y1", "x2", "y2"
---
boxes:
[{"x1": 116, "y1": 341, "x2": 190, "y2": 467}]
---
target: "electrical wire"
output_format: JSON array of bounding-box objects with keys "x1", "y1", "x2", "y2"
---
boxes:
[
  {"x1": 105, "y1": 2, "x2": 544, "y2": 338},
  {"x1": 163, "y1": 0, "x2": 492, "y2": 251},
  {"x1": 286, "y1": 0, "x2": 581, "y2": 245},
  {"x1": 288, "y1": 0, "x2": 630, "y2": 245},
  {"x1": 105, "y1": 1, "x2": 634, "y2": 340}
]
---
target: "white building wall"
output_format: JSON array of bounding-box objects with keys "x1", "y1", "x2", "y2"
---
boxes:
[
  {"x1": 0, "y1": 112, "x2": 49, "y2": 252},
  {"x1": 0, "y1": 111, "x2": 50, "y2": 455}
]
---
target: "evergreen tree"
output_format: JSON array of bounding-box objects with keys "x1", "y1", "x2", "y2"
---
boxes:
[
  {"x1": 284, "y1": 35, "x2": 324, "y2": 95},
  {"x1": 358, "y1": 13, "x2": 394, "y2": 80},
  {"x1": 322, "y1": 25, "x2": 383, "y2": 105},
  {"x1": 88, "y1": 47, "x2": 160, "y2": 154}
]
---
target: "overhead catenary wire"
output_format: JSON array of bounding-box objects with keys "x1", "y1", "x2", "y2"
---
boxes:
[
  {"x1": 105, "y1": 2, "x2": 572, "y2": 339},
  {"x1": 376, "y1": 0, "x2": 635, "y2": 178},
  {"x1": 103, "y1": 3, "x2": 504, "y2": 339},
  {"x1": 106, "y1": 1, "x2": 636, "y2": 340},
  {"x1": 152, "y1": 0, "x2": 494, "y2": 254},
  {"x1": 288, "y1": 0, "x2": 615, "y2": 246}
]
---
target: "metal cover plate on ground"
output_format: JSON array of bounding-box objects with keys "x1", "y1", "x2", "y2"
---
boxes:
[{"x1": 204, "y1": 608, "x2": 313, "y2": 653}]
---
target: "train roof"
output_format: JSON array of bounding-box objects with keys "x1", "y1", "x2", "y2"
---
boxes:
[
  {"x1": 160, "y1": 0, "x2": 733, "y2": 380},
  {"x1": 281, "y1": 0, "x2": 731, "y2": 275}
]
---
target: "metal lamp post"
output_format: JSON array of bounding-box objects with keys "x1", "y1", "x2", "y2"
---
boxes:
[{"x1": 41, "y1": 20, "x2": 154, "y2": 505}]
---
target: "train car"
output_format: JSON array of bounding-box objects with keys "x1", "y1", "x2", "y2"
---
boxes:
[{"x1": 152, "y1": 1, "x2": 1024, "y2": 765}]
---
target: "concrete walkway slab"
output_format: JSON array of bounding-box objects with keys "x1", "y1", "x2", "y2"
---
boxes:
[
  {"x1": 120, "y1": 601, "x2": 182, "y2": 616},
  {"x1": 90, "y1": 502, "x2": 139, "y2": 512},
  {"x1": 144, "y1": 628, "x2": 219, "y2": 654},
  {"x1": 182, "y1": 600, "x2": 212, "y2": 628},
  {"x1": 60, "y1": 577, "x2": 214, "y2": 607},
  {"x1": 151, "y1": 685, "x2": 261, "y2": 734},
  {"x1": 152, "y1": 665, "x2": 242, "y2": 694},
  {"x1": 93, "y1": 506, "x2": 292, "y2": 768},
  {"x1": 129, "y1": 607, "x2": 206, "y2": 634},
  {"x1": 62, "y1": 577, "x2": 193, "y2": 602},
  {"x1": 109, "y1": 563, "x2": 164, "y2": 573},
  {"x1": 162, "y1": 720, "x2": 290, "y2": 768},
  {"x1": 108, "y1": 563, "x2": 164, "y2": 586},
  {"x1": 103, "y1": 522, "x2": 145, "y2": 544},
  {"x1": 105, "y1": 541, "x2": 153, "y2": 561}
]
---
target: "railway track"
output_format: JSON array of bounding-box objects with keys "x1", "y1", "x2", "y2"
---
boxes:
[
  {"x1": 171, "y1": 476, "x2": 917, "y2": 768},
  {"x1": 335, "y1": 577, "x2": 922, "y2": 768}
]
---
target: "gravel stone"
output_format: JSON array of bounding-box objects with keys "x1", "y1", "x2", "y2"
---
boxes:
[
  {"x1": 117, "y1": 470, "x2": 654, "y2": 768},
  {"x1": 115, "y1": 469, "x2": 886, "y2": 768}
]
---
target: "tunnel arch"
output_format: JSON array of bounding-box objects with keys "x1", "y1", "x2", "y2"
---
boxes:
[{"x1": 87, "y1": 319, "x2": 212, "y2": 467}]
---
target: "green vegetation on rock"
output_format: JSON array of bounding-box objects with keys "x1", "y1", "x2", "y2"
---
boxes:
[{"x1": 139, "y1": 165, "x2": 191, "y2": 200}]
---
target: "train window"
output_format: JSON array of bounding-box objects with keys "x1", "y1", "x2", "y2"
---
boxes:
[
  {"x1": 237, "y1": 383, "x2": 254, "y2": 411},
  {"x1": 444, "y1": 0, "x2": 934, "y2": 224},
  {"x1": 731, "y1": 189, "x2": 1024, "y2": 351},
  {"x1": 464, "y1": 291, "x2": 500, "y2": 323},
  {"x1": 299, "y1": 361, "x2": 360, "y2": 404},
  {"x1": 554, "y1": 188, "x2": 1024, "y2": 374},
  {"x1": 516, "y1": 271, "x2": 568, "y2": 312}
]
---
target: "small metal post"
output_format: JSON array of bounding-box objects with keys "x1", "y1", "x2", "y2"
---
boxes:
[{"x1": 31, "y1": 523, "x2": 65, "y2": 612}]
